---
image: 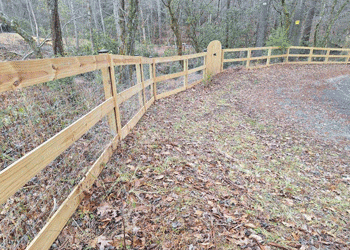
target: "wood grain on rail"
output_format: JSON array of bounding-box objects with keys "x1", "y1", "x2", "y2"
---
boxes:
[{"x1": 0, "y1": 54, "x2": 109, "y2": 93}]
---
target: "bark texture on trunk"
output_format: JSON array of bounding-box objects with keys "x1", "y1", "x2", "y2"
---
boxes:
[
  {"x1": 47, "y1": 0, "x2": 64, "y2": 56},
  {"x1": 113, "y1": 0, "x2": 121, "y2": 41},
  {"x1": 300, "y1": 0, "x2": 316, "y2": 47},
  {"x1": 224, "y1": 0, "x2": 231, "y2": 48},
  {"x1": 162, "y1": 0, "x2": 182, "y2": 57},
  {"x1": 289, "y1": 0, "x2": 306, "y2": 46},
  {"x1": 255, "y1": 0, "x2": 269, "y2": 54}
]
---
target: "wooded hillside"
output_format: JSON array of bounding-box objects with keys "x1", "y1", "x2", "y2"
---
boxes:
[{"x1": 0, "y1": 0, "x2": 350, "y2": 59}]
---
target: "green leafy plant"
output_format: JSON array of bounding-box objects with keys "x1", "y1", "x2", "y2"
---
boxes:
[{"x1": 266, "y1": 27, "x2": 291, "y2": 49}]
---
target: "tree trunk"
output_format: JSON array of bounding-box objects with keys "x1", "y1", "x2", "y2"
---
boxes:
[
  {"x1": 0, "y1": 0, "x2": 4, "y2": 13},
  {"x1": 320, "y1": 0, "x2": 350, "y2": 47},
  {"x1": 87, "y1": 1, "x2": 95, "y2": 52},
  {"x1": 47, "y1": 0, "x2": 64, "y2": 56},
  {"x1": 119, "y1": 0, "x2": 126, "y2": 53},
  {"x1": 140, "y1": 7, "x2": 146, "y2": 42},
  {"x1": 300, "y1": 0, "x2": 316, "y2": 47},
  {"x1": 25, "y1": 0, "x2": 35, "y2": 39},
  {"x1": 313, "y1": 0, "x2": 326, "y2": 47},
  {"x1": 255, "y1": 0, "x2": 269, "y2": 54},
  {"x1": 162, "y1": 0, "x2": 182, "y2": 57},
  {"x1": 70, "y1": 0, "x2": 79, "y2": 50},
  {"x1": 91, "y1": 0, "x2": 99, "y2": 30},
  {"x1": 281, "y1": 0, "x2": 291, "y2": 31},
  {"x1": 98, "y1": 0, "x2": 106, "y2": 35},
  {"x1": 224, "y1": 0, "x2": 231, "y2": 48},
  {"x1": 157, "y1": 0, "x2": 162, "y2": 43},
  {"x1": 126, "y1": 0, "x2": 139, "y2": 55},
  {"x1": 289, "y1": 0, "x2": 306, "y2": 46},
  {"x1": 112, "y1": 0, "x2": 121, "y2": 41}
]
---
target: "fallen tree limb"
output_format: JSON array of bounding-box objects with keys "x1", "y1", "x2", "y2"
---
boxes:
[{"x1": 0, "y1": 12, "x2": 43, "y2": 58}]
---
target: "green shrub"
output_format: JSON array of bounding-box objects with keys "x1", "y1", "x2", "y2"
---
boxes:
[{"x1": 266, "y1": 27, "x2": 291, "y2": 49}]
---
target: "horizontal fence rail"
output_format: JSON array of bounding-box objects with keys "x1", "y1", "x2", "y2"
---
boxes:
[
  {"x1": 0, "y1": 40, "x2": 349, "y2": 249},
  {"x1": 0, "y1": 50, "x2": 207, "y2": 250},
  {"x1": 222, "y1": 46, "x2": 350, "y2": 69}
]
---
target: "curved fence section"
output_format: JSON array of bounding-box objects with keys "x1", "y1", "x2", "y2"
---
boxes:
[{"x1": 0, "y1": 41, "x2": 349, "y2": 249}]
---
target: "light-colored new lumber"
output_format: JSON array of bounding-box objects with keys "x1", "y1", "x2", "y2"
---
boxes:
[
  {"x1": 186, "y1": 52, "x2": 207, "y2": 60},
  {"x1": 288, "y1": 54, "x2": 310, "y2": 57},
  {"x1": 325, "y1": 49, "x2": 331, "y2": 62},
  {"x1": 311, "y1": 54, "x2": 348, "y2": 58},
  {"x1": 249, "y1": 47, "x2": 270, "y2": 51},
  {"x1": 188, "y1": 65, "x2": 206, "y2": 75},
  {"x1": 266, "y1": 48, "x2": 272, "y2": 66},
  {"x1": 116, "y1": 83, "x2": 143, "y2": 105},
  {"x1": 108, "y1": 57, "x2": 123, "y2": 139},
  {"x1": 223, "y1": 58, "x2": 249, "y2": 63},
  {"x1": 289, "y1": 46, "x2": 313, "y2": 50},
  {"x1": 206, "y1": 40, "x2": 222, "y2": 76},
  {"x1": 152, "y1": 60, "x2": 157, "y2": 100},
  {"x1": 120, "y1": 108, "x2": 146, "y2": 139},
  {"x1": 145, "y1": 96, "x2": 155, "y2": 110},
  {"x1": 223, "y1": 47, "x2": 279, "y2": 53},
  {"x1": 110, "y1": 55, "x2": 141, "y2": 66},
  {"x1": 155, "y1": 71, "x2": 186, "y2": 82},
  {"x1": 141, "y1": 57, "x2": 153, "y2": 64},
  {"x1": 136, "y1": 64, "x2": 145, "y2": 111},
  {"x1": 154, "y1": 55, "x2": 185, "y2": 63},
  {"x1": 144, "y1": 79, "x2": 153, "y2": 88},
  {"x1": 246, "y1": 49, "x2": 252, "y2": 68},
  {"x1": 0, "y1": 98, "x2": 115, "y2": 206},
  {"x1": 140, "y1": 63, "x2": 147, "y2": 112},
  {"x1": 157, "y1": 86, "x2": 186, "y2": 100},
  {"x1": 187, "y1": 78, "x2": 203, "y2": 89},
  {"x1": 203, "y1": 56, "x2": 207, "y2": 79},
  {"x1": 0, "y1": 54, "x2": 109, "y2": 93},
  {"x1": 308, "y1": 49, "x2": 314, "y2": 62},
  {"x1": 26, "y1": 135, "x2": 119, "y2": 250},
  {"x1": 101, "y1": 66, "x2": 118, "y2": 135},
  {"x1": 184, "y1": 59, "x2": 188, "y2": 88}
]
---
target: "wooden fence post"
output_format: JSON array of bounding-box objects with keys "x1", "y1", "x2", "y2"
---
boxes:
[
  {"x1": 140, "y1": 63, "x2": 147, "y2": 109},
  {"x1": 136, "y1": 59, "x2": 145, "y2": 111},
  {"x1": 266, "y1": 48, "x2": 272, "y2": 66},
  {"x1": 325, "y1": 49, "x2": 330, "y2": 63},
  {"x1": 152, "y1": 59, "x2": 157, "y2": 100},
  {"x1": 246, "y1": 49, "x2": 251, "y2": 68},
  {"x1": 203, "y1": 54, "x2": 207, "y2": 79},
  {"x1": 206, "y1": 40, "x2": 222, "y2": 76},
  {"x1": 221, "y1": 48, "x2": 224, "y2": 72},
  {"x1": 149, "y1": 62, "x2": 155, "y2": 100},
  {"x1": 108, "y1": 55, "x2": 123, "y2": 139},
  {"x1": 99, "y1": 50, "x2": 118, "y2": 135},
  {"x1": 184, "y1": 58, "x2": 188, "y2": 89},
  {"x1": 346, "y1": 50, "x2": 350, "y2": 64},
  {"x1": 286, "y1": 48, "x2": 290, "y2": 63},
  {"x1": 308, "y1": 48, "x2": 314, "y2": 63}
]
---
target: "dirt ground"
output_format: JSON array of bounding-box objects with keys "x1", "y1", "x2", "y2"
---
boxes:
[{"x1": 45, "y1": 64, "x2": 350, "y2": 250}]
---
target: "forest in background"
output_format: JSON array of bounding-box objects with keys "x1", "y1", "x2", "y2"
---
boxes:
[{"x1": 0, "y1": 0, "x2": 350, "y2": 59}]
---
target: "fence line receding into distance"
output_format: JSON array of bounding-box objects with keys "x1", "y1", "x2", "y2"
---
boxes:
[{"x1": 0, "y1": 40, "x2": 349, "y2": 249}]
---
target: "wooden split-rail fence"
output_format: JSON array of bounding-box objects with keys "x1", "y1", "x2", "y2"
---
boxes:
[{"x1": 0, "y1": 40, "x2": 349, "y2": 249}]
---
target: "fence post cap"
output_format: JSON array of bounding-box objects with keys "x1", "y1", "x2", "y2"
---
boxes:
[{"x1": 98, "y1": 49, "x2": 109, "y2": 54}]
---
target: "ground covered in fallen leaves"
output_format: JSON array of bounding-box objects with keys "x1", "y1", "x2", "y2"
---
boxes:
[{"x1": 57, "y1": 64, "x2": 350, "y2": 250}]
